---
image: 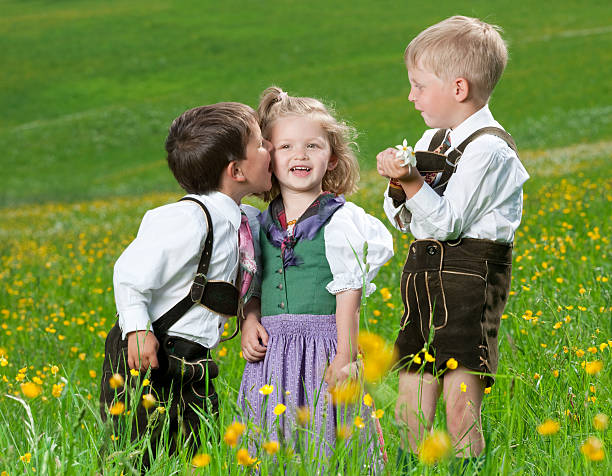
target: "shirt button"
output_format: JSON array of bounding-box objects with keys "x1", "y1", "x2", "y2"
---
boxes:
[
  {"x1": 277, "y1": 284, "x2": 283, "y2": 290},
  {"x1": 279, "y1": 302, "x2": 285, "y2": 309},
  {"x1": 427, "y1": 245, "x2": 437, "y2": 255},
  {"x1": 277, "y1": 268, "x2": 283, "y2": 274}
]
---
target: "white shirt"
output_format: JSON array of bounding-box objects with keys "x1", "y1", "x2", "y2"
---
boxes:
[
  {"x1": 114, "y1": 191, "x2": 261, "y2": 348},
  {"x1": 383, "y1": 105, "x2": 529, "y2": 242}
]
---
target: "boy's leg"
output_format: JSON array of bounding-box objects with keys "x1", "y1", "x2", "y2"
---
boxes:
[
  {"x1": 395, "y1": 371, "x2": 441, "y2": 453},
  {"x1": 442, "y1": 366, "x2": 485, "y2": 457}
]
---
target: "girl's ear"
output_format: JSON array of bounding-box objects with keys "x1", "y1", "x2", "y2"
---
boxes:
[
  {"x1": 226, "y1": 160, "x2": 247, "y2": 183},
  {"x1": 453, "y1": 77, "x2": 469, "y2": 102},
  {"x1": 327, "y1": 154, "x2": 339, "y2": 171}
]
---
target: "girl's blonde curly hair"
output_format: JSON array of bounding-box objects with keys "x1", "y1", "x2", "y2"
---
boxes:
[{"x1": 257, "y1": 86, "x2": 359, "y2": 202}]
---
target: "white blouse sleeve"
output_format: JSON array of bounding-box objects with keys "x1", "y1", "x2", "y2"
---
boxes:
[
  {"x1": 241, "y1": 204, "x2": 262, "y2": 300},
  {"x1": 324, "y1": 202, "x2": 394, "y2": 297}
]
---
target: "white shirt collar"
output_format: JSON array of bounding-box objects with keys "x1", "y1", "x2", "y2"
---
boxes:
[
  {"x1": 449, "y1": 104, "x2": 499, "y2": 148},
  {"x1": 190, "y1": 191, "x2": 242, "y2": 231}
]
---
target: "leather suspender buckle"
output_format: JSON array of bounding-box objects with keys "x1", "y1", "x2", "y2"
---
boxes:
[{"x1": 191, "y1": 273, "x2": 208, "y2": 303}]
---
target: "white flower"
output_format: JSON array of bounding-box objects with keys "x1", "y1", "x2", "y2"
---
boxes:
[{"x1": 395, "y1": 139, "x2": 416, "y2": 168}]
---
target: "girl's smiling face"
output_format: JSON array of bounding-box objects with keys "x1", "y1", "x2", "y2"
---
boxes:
[{"x1": 269, "y1": 115, "x2": 337, "y2": 197}]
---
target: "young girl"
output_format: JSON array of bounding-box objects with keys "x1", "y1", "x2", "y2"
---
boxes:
[{"x1": 238, "y1": 87, "x2": 394, "y2": 463}]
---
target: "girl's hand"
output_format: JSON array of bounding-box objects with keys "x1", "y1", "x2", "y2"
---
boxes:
[
  {"x1": 325, "y1": 352, "x2": 352, "y2": 388},
  {"x1": 241, "y1": 314, "x2": 268, "y2": 362}
]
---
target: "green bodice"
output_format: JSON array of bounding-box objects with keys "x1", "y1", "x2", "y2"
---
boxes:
[{"x1": 260, "y1": 227, "x2": 336, "y2": 316}]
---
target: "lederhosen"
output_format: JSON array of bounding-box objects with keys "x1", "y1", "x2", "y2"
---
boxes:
[
  {"x1": 394, "y1": 128, "x2": 518, "y2": 386},
  {"x1": 99, "y1": 197, "x2": 239, "y2": 467}
]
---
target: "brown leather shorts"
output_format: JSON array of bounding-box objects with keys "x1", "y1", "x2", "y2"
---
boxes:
[{"x1": 394, "y1": 238, "x2": 512, "y2": 386}]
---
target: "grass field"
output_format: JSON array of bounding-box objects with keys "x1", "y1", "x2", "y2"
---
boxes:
[{"x1": 1, "y1": 0, "x2": 611, "y2": 474}]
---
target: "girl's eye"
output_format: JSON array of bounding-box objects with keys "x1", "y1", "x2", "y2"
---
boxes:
[
  {"x1": 307, "y1": 143, "x2": 319, "y2": 149},
  {"x1": 279, "y1": 144, "x2": 290, "y2": 149}
]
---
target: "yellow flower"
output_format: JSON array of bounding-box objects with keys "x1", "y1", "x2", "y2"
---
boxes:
[
  {"x1": 20, "y1": 452, "x2": 32, "y2": 463},
  {"x1": 236, "y1": 448, "x2": 257, "y2": 466},
  {"x1": 580, "y1": 437, "x2": 604, "y2": 461},
  {"x1": 296, "y1": 406, "x2": 310, "y2": 426},
  {"x1": 413, "y1": 355, "x2": 422, "y2": 365},
  {"x1": 575, "y1": 349, "x2": 585, "y2": 358},
  {"x1": 593, "y1": 413, "x2": 609, "y2": 431},
  {"x1": 223, "y1": 421, "x2": 245, "y2": 447},
  {"x1": 142, "y1": 393, "x2": 156, "y2": 410},
  {"x1": 371, "y1": 409, "x2": 384, "y2": 419},
  {"x1": 337, "y1": 425, "x2": 352, "y2": 440},
  {"x1": 585, "y1": 360, "x2": 603, "y2": 375},
  {"x1": 218, "y1": 347, "x2": 227, "y2": 357},
  {"x1": 51, "y1": 365, "x2": 59, "y2": 375},
  {"x1": 191, "y1": 453, "x2": 211, "y2": 467},
  {"x1": 484, "y1": 387, "x2": 492, "y2": 394},
  {"x1": 537, "y1": 419, "x2": 560, "y2": 435},
  {"x1": 329, "y1": 380, "x2": 360, "y2": 405},
  {"x1": 354, "y1": 416, "x2": 365, "y2": 429},
  {"x1": 130, "y1": 369, "x2": 139, "y2": 377},
  {"x1": 109, "y1": 373, "x2": 124, "y2": 389},
  {"x1": 380, "y1": 288, "x2": 392, "y2": 301},
  {"x1": 587, "y1": 346, "x2": 598, "y2": 354},
  {"x1": 52, "y1": 383, "x2": 65, "y2": 398},
  {"x1": 142, "y1": 379, "x2": 150, "y2": 387},
  {"x1": 358, "y1": 332, "x2": 397, "y2": 382},
  {"x1": 533, "y1": 373, "x2": 541, "y2": 380},
  {"x1": 460, "y1": 382, "x2": 467, "y2": 393},
  {"x1": 263, "y1": 440, "x2": 280, "y2": 455},
  {"x1": 446, "y1": 358, "x2": 458, "y2": 370},
  {"x1": 20, "y1": 382, "x2": 42, "y2": 399},
  {"x1": 273, "y1": 403, "x2": 286, "y2": 416},
  {"x1": 363, "y1": 393, "x2": 373, "y2": 407},
  {"x1": 0, "y1": 356, "x2": 7, "y2": 367},
  {"x1": 418, "y1": 430, "x2": 452, "y2": 465},
  {"x1": 552, "y1": 370, "x2": 559, "y2": 378},
  {"x1": 259, "y1": 384, "x2": 274, "y2": 395},
  {"x1": 556, "y1": 277, "x2": 563, "y2": 283},
  {"x1": 424, "y1": 352, "x2": 435, "y2": 363},
  {"x1": 109, "y1": 402, "x2": 125, "y2": 415},
  {"x1": 89, "y1": 370, "x2": 97, "y2": 378}
]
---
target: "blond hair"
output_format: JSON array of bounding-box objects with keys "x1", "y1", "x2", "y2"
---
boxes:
[
  {"x1": 405, "y1": 16, "x2": 508, "y2": 105},
  {"x1": 257, "y1": 86, "x2": 359, "y2": 201}
]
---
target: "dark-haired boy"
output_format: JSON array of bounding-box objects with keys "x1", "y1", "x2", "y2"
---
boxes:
[{"x1": 100, "y1": 102, "x2": 272, "y2": 466}]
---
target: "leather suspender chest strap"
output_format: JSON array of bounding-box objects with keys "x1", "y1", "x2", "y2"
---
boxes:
[
  {"x1": 152, "y1": 197, "x2": 239, "y2": 336},
  {"x1": 416, "y1": 126, "x2": 518, "y2": 197}
]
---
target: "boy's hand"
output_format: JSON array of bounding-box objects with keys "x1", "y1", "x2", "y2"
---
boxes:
[
  {"x1": 377, "y1": 147, "x2": 419, "y2": 181},
  {"x1": 325, "y1": 352, "x2": 352, "y2": 388},
  {"x1": 127, "y1": 331, "x2": 159, "y2": 371},
  {"x1": 241, "y1": 315, "x2": 268, "y2": 362}
]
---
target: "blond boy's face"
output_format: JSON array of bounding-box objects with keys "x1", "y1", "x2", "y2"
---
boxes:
[{"x1": 407, "y1": 64, "x2": 458, "y2": 129}]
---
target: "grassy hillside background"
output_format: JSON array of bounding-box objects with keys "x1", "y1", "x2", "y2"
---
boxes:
[
  {"x1": 1, "y1": 0, "x2": 611, "y2": 205},
  {"x1": 0, "y1": 1, "x2": 610, "y2": 475}
]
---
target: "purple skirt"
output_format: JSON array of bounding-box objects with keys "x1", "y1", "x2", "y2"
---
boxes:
[{"x1": 238, "y1": 314, "x2": 383, "y2": 468}]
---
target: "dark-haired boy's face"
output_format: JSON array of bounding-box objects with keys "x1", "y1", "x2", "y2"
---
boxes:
[{"x1": 241, "y1": 123, "x2": 273, "y2": 194}]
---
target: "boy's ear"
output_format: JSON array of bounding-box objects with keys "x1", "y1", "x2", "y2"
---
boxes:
[
  {"x1": 327, "y1": 154, "x2": 339, "y2": 171},
  {"x1": 226, "y1": 160, "x2": 247, "y2": 183},
  {"x1": 453, "y1": 77, "x2": 470, "y2": 102}
]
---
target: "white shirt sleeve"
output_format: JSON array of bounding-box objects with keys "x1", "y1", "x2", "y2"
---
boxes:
[
  {"x1": 114, "y1": 206, "x2": 206, "y2": 337},
  {"x1": 241, "y1": 204, "x2": 262, "y2": 300},
  {"x1": 407, "y1": 136, "x2": 528, "y2": 241},
  {"x1": 324, "y1": 203, "x2": 394, "y2": 297}
]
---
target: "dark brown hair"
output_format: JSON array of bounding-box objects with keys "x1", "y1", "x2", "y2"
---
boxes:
[{"x1": 165, "y1": 102, "x2": 257, "y2": 194}]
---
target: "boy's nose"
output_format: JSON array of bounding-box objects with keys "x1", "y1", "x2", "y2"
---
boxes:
[{"x1": 264, "y1": 139, "x2": 273, "y2": 152}]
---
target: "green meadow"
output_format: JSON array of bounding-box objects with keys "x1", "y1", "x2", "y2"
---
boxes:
[{"x1": 0, "y1": 0, "x2": 610, "y2": 474}]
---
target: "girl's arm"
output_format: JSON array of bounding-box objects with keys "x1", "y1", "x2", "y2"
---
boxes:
[
  {"x1": 325, "y1": 289, "x2": 361, "y2": 387},
  {"x1": 240, "y1": 298, "x2": 269, "y2": 362}
]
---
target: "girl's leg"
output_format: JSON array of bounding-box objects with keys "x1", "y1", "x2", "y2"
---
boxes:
[
  {"x1": 442, "y1": 366, "x2": 485, "y2": 457},
  {"x1": 395, "y1": 370, "x2": 441, "y2": 453}
]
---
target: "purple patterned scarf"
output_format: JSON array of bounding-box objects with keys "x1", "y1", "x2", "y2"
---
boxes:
[{"x1": 259, "y1": 192, "x2": 345, "y2": 268}]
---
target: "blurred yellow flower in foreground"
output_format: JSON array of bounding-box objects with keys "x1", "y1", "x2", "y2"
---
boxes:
[
  {"x1": 273, "y1": 404, "x2": 286, "y2": 416},
  {"x1": 21, "y1": 382, "x2": 42, "y2": 398},
  {"x1": 191, "y1": 453, "x2": 211, "y2": 467},
  {"x1": 337, "y1": 425, "x2": 352, "y2": 440},
  {"x1": 585, "y1": 360, "x2": 603, "y2": 375},
  {"x1": 109, "y1": 402, "x2": 125, "y2": 415},
  {"x1": 580, "y1": 437, "x2": 604, "y2": 461},
  {"x1": 109, "y1": 373, "x2": 124, "y2": 389},
  {"x1": 593, "y1": 413, "x2": 609, "y2": 431},
  {"x1": 263, "y1": 440, "x2": 280, "y2": 455},
  {"x1": 537, "y1": 419, "x2": 560, "y2": 435},
  {"x1": 142, "y1": 393, "x2": 156, "y2": 410},
  {"x1": 259, "y1": 384, "x2": 273, "y2": 395},
  {"x1": 236, "y1": 448, "x2": 257, "y2": 466},
  {"x1": 371, "y1": 409, "x2": 384, "y2": 419},
  {"x1": 363, "y1": 393, "x2": 373, "y2": 407},
  {"x1": 358, "y1": 332, "x2": 397, "y2": 382},
  {"x1": 419, "y1": 430, "x2": 452, "y2": 465},
  {"x1": 329, "y1": 380, "x2": 360, "y2": 405},
  {"x1": 354, "y1": 416, "x2": 365, "y2": 429},
  {"x1": 296, "y1": 406, "x2": 310, "y2": 425},
  {"x1": 223, "y1": 421, "x2": 245, "y2": 447}
]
